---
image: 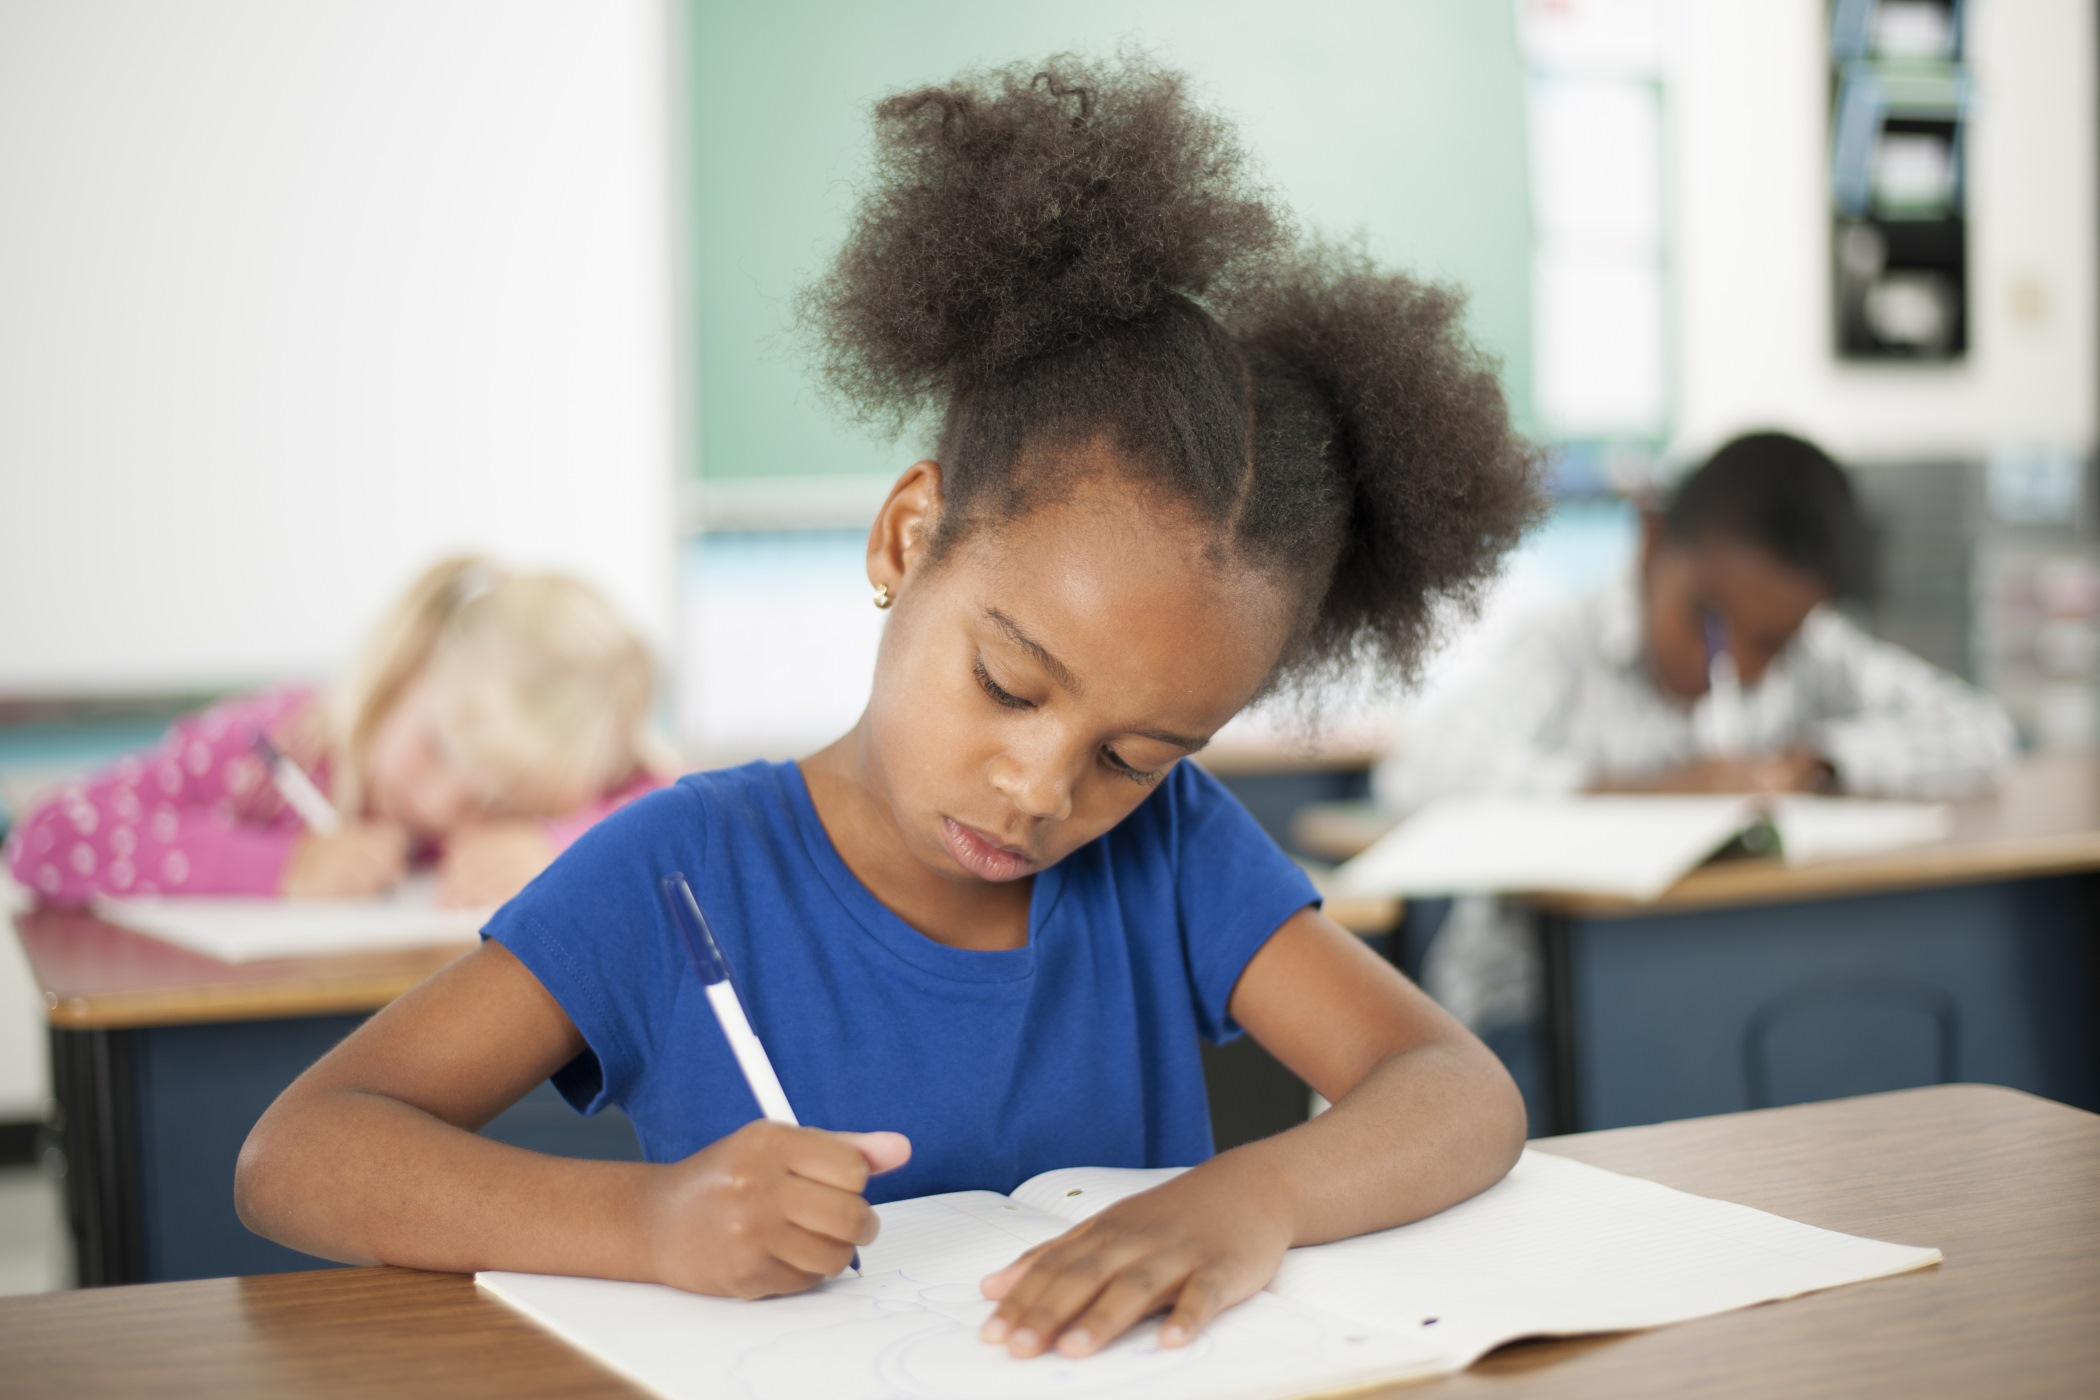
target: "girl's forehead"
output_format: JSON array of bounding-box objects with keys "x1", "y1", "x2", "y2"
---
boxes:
[{"x1": 952, "y1": 484, "x2": 1292, "y2": 716}]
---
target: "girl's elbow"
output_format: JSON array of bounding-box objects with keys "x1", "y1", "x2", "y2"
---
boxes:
[
  {"x1": 1464, "y1": 1032, "x2": 1531, "y2": 1167},
  {"x1": 233, "y1": 1103, "x2": 299, "y2": 1240},
  {"x1": 7, "y1": 817, "x2": 83, "y2": 905}
]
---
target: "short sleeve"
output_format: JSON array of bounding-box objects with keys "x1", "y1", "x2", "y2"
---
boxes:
[
  {"x1": 1163, "y1": 763, "x2": 1321, "y2": 1043},
  {"x1": 482, "y1": 785, "x2": 694, "y2": 1114}
]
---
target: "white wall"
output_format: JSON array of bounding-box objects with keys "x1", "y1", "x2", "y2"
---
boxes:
[
  {"x1": 1670, "y1": 0, "x2": 2096, "y2": 463},
  {"x1": 0, "y1": 0, "x2": 683, "y2": 694}
]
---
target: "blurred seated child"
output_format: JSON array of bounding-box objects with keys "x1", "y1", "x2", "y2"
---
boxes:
[
  {"x1": 1381, "y1": 430, "x2": 2014, "y2": 808},
  {"x1": 1373, "y1": 431, "x2": 2015, "y2": 1055},
  {"x1": 7, "y1": 555, "x2": 670, "y2": 909}
]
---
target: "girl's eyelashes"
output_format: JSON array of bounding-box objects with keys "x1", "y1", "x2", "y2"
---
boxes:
[
  {"x1": 1100, "y1": 747, "x2": 1164, "y2": 787},
  {"x1": 972, "y1": 655, "x2": 1165, "y2": 787},
  {"x1": 973, "y1": 657, "x2": 1032, "y2": 711}
]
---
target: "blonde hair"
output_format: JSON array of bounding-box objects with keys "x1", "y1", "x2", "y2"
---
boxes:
[{"x1": 326, "y1": 555, "x2": 666, "y2": 818}]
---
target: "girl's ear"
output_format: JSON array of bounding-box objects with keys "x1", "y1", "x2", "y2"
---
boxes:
[
  {"x1": 867, "y1": 460, "x2": 944, "y2": 599},
  {"x1": 1636, "y1": 509, "x2": 1666, "y2": 581}
]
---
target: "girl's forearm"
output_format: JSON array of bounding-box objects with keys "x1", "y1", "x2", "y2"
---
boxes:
[
  {"x1": 237, "y1": 1085, "x2": 659, "y2": 1281},
  {"x1": 1211, "y1": 1036, "x2": 1525, "y2": 1248}
]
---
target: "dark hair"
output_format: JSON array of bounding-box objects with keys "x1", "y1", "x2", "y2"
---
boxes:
[
  {"x1": 1663, "y1": 432, "x2": 1866, "y2": 596},
  {"x1": 802, "y1": 53, "x2": 1545, "y2": 692}
]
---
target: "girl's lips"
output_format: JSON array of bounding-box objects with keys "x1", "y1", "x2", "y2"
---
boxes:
[{"x1": 942, "y1": 817, "x2": 1034, "y2": 882}]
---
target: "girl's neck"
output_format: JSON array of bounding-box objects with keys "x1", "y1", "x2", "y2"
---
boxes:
[{"x1": 798, "y1": 723, "x2": 1032, "y2": 953}]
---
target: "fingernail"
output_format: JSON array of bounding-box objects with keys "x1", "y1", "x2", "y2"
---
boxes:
[
  {"x1": 1161, "y1": 1323, "x2": 1189, "y2": 1347},
  {"x1": 1008, "y1": 1328, "x2": 1040, "y2": 1354},
  {"x1": 981, "y1": 1318, "x2": 1008, "y2": 1343},
  {"x1": 1057, "y1": 1329, "x2": 1093, "y2": 1357}
]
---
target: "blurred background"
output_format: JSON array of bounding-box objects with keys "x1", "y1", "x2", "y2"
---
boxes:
[{"x1": 0, "y1": 0, "x2": 2093, "y2": 1290}]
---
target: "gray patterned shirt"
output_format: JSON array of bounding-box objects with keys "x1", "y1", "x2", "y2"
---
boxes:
[{"x1": 1377, "y1": 574, "x2": 2016, "y2": 810}]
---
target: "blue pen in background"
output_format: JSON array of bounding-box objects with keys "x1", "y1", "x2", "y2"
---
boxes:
[{"x1": 660, "y1": 872, "x2": 862, "y2": 1277}]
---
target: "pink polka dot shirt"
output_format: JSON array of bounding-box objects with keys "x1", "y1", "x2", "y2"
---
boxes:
[{"x1": 5, "y1": 687, "x2": 665, "y2": 905}]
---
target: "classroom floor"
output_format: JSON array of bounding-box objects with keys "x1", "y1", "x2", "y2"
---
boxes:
[{"x1": 0, "y1": 1165, "x2": 69, "y2": 1295}]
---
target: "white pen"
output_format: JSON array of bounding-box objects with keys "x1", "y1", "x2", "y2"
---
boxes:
[
  {"x1": 252, "y1": 733, "x2": 343, "y2": 836},
  {"x1": 1702, "y1": 612, "x2": 1748, "y2": 756},
  {"x1": 660, "y1": 871, "x2": 862, "y2": 1276}
]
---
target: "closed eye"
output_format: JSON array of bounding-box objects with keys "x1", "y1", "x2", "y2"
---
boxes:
[
  {"x1": 977, "y1": 654, "x2": 1166, "y2": 785},
  {"x1": 973, "y1": 658, "x2": 1032, "y2": 711},
  {"x1": 1100, "y1": 747, "x2": 1165, "y2": 786}
]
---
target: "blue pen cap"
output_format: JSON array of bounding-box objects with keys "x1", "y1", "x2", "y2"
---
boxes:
[
  {"x1": 660, "y1": 873, "x2": 730, "y2": 986},
  {"x1": 1701, "y1": 609, "x2": 1729, "y2": 664}
]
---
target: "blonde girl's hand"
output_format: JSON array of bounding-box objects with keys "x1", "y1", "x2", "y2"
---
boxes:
[
  {"x1": 1639, "y1": 749, "x2": 1835, "y2": 795},
  {"x1": 437, "y1": 821, "x2": 558, "y2": 907},
  {"x1": 980, "y1": 1158, "x2": 1292, "y2": 1359},
  {"x1": 646, "y1": 1122, "x2": 911, "y2": 1298},
  {"x1": 263, "y1": 700, "x2": 332, "y2": 772},
  {"x1": 281, "y1": 823, "x2": 411, "y2": 898}
]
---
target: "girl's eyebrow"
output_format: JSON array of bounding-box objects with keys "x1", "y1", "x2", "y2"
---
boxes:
[
  {"x1": 981, "y1": 606, "x2": 1209, "y2": 753},
  {"x1": 985, "y1": 607, "x2": 1081, "y2": 693}
]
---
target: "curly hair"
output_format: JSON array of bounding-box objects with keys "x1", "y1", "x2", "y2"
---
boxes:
[
  {"x1": 1664, "y1": 432, "x2": 1867, "y2": 597},
  {"x1": 801, "y1": 53, "x2": 1545, "y2": 691}
]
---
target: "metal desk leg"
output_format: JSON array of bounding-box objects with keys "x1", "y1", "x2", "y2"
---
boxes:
[
  {"x1": 1540, "y1": 910, "x2": 1580, "y2": 1136},
  {"x1": 48, "y1": 1025, "x2": 144, "y2": 1286}
]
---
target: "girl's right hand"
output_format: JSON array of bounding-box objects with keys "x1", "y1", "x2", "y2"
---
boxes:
[
  {"x1": 646, "y1": 1121, "x2": 911, "y2": 1298},
  {"x1": 281, "y1": 823, "x2": 411, "y2": 898}
]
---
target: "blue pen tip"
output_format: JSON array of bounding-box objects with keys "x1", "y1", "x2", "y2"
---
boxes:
[{"x1": 660, "y1": 873, "x2": 731, "y2": 985}]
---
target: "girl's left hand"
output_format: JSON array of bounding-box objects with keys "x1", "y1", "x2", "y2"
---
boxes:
[
  {"x1": 437, "y1": 822, "x2": 557, "y2": 906},
  {"x1": 979, "y1": 1159, "x2": 1292, "y2": 1359}
]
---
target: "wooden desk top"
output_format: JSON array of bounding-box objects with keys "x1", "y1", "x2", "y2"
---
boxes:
[
  {"x1": 0, "y1": 1084, "x2": 2089, "y2": 1398},
  {"x1": 12, "y1": 903, "x2": 1402, "y2": 1032},
  {"x1": 1293, "y1": 757, "x2": 2100, "y2": 918},
  {"x1": 12, "y1": 878, "x2": 1398, "y2": 1032},
  {"x1": 1194, "y1": 738, "x2": 1386, "y2": 777},
  {"x1": 11, "y1": 907, "x2": 466, "y2": 1031}
]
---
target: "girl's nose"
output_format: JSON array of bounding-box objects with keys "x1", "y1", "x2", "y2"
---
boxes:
[
  {"x1": 991, "y1": 748, "x2": 1075, "y2": 824},
  {"x1": 421, "y1": 771, "x2": 478, "y2": 832}
]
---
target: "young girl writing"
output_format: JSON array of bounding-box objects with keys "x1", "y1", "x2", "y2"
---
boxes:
[
  {"x1": 7, "y1": 555, "x2": 667, "y2": 910},
  {"x1": 238, "y1": 57, "x2": 1542, "y2": 1358}
]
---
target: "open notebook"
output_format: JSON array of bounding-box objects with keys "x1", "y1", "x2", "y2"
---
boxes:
[
  {"x1": 1332, "y1": 793, "x2": 1954, "y2": 901},
  {"x1": 479, "y1": 1149, "x2": 1939, "y2": 1400},
  {"x1": 92, "y1": 875, "x2": 490, "y2": 962}
]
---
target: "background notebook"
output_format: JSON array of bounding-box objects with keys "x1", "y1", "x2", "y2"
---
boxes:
[
  {"x1": 93, "y1": 875, "x2": 489, "y2": 963},
  {"x1": 479, "y1": 1148, "x2": 1939, "y2": 1400},
  {"x1": 1333, "y1": 793, "x2": 1954, "y2": 900}
]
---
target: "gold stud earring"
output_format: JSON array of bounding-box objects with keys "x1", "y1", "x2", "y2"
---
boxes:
[{"x1": 872, "y1": 583, "x2": 893, "y2": 610}]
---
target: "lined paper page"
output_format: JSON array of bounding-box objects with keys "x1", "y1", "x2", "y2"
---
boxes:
[
  {"x1": 1007, "y1": 1166, "x2": 1186, "y2": 1226},
  {"x1": 857, "y1": 1191, "x2": 1066, "y2": 1279},
  {"x1": 1267, "y1": 1149, "x2": 1941, "y2": 1366},
  {"x1": 481, "y1": 1186, "x2": 1446, "y2": 1400}
]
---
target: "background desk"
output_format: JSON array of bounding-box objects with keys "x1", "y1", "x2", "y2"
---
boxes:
[
  {"x1": 1, "y1": 1084, "x2": 2091, "y2": 1398},
  {"x1": 1296, "y1": 759, "x2": 2100, "y2": 1133},
  {"x1": 11, "y1": 912, "x2": 641, "y2": 1286}
]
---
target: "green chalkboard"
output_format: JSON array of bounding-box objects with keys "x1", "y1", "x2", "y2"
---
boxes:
[{"x1": 688, "y1": 0, "x2": 1531, "y2": 487}]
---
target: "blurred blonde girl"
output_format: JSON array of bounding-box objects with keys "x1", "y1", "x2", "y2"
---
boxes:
[{"x1": 7, "y1": 555, "x2": 670, "y2": 909}]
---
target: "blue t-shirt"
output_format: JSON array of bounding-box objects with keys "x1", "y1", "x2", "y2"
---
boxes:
[{"x1": 484, "y1": 759, "x2": 1318, "y2": 1203}]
